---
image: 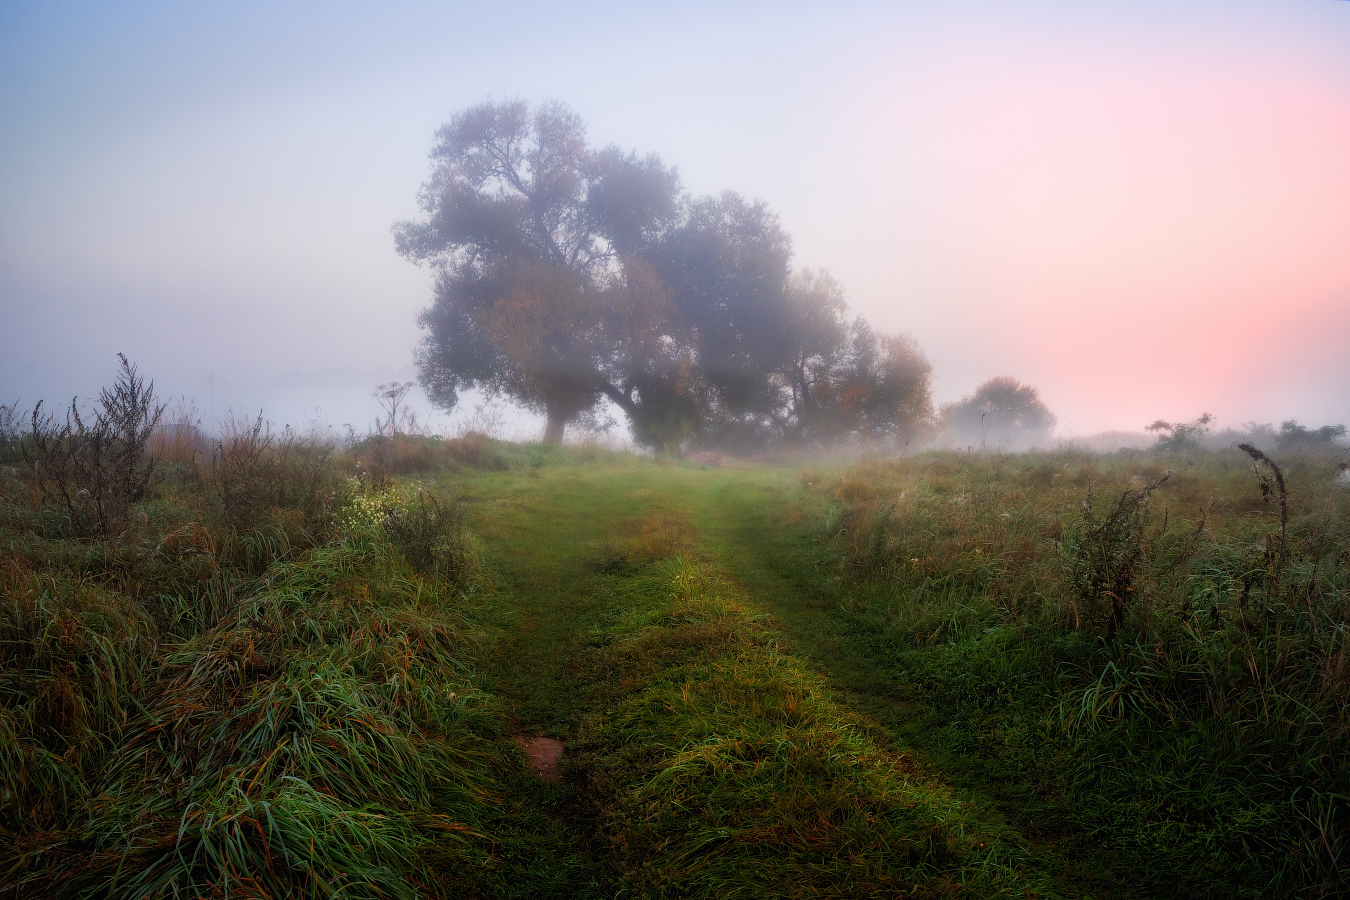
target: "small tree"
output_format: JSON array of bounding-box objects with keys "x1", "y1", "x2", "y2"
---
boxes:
[
  {"x1": 799, "y1": 322, "x2": 934, "y2": 446},
  {"x1": 941, "y1": 376, "x2": 1056, "y2": 450},
  {"x1": 1145, "y1": 413, "x2": 1214, "y2": 453}
]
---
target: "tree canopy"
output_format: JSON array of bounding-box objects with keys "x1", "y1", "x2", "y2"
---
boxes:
[
  {"x1": 394, "y1": 99, "x2": 677, "y2": 442},
  {"x1": 396, "y1": 99, "x2": 933, "y2": 451},
  {"x1": 1145, "y1": 412, "x2": 1215, "y2": 453},
  {"x1": 941, "y1": 376, "x2": 1056, "y2": 450}
]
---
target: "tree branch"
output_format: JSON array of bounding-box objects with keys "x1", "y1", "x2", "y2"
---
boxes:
[{"x1": 596, "y1": 378, "x2": 638, "y2": 417}]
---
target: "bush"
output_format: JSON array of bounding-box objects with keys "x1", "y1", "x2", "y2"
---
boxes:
[
  {"x1": 206, "y1": 412, "x2": 341, "y2": 535},
  {"x1": 383, "y1": 489, "x2": 472, "y2": 584},
  {"x1": 1145, "y1": 412, "x2": 1214, "y2": 453},
  {"x1": 23, "y1": 355, "x2": 165, "y2": 540},
  {"x1": 1275, "y1": 420, "x2": 1347, "y2": 455},
  {"x1": 1063, "y1": 471, "x2": 1168, "y2": 638}
]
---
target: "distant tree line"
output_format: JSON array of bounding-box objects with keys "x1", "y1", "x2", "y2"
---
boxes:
[
  {"x1": 1147, "y1": 415, "x2": 1348, "y2": 454},
  {"x1": 399, "y1": 100, "x2": 1349, "y2": 458},
  {"x1": 395, "y1": 99, "x2": 935, "y2": 452}
]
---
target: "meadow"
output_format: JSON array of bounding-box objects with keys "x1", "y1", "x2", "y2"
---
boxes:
[{"x1": 2, "y1": 407, "x2": 1347, "y2": 898}]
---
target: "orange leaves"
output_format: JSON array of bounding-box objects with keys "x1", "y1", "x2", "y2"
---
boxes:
[{"x1": 484, "y1": 262, "x2": 583, "y2": 371}]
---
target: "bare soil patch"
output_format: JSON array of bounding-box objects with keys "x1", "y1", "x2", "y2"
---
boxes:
[{"x1": 514, "y1": 734, "x2": 565, "y2": 781}]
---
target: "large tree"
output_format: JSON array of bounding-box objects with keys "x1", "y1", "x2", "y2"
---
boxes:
[
  {"x1": 394, "y1": 99, "x2": 680, "y2": 443},
  {"x1": 397, "y1": 99, "x2": 936, "y2": 453},
  {"x1": 632, "y1": 191, "x2": 798, "y2": 451}
]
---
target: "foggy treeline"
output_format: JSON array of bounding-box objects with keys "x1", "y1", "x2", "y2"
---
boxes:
[
  {"x1": 5, "y1": 99, "x2": 1345, "y2": 460},
  {"x1": 395, "y1": 99, "x2": 941, "y2": 454},
  {"x1": 393, "y1": 99, "x2": 1349, "y2": 459}
]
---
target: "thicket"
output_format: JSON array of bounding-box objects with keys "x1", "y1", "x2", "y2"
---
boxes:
[{"x1": 796, "y1": 443, "x2": 1350, "y2": 896}]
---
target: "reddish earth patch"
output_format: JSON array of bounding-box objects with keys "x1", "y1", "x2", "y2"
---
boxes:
[{"x1": 513, "y1": 735, "x2": 565, "y2": 781}]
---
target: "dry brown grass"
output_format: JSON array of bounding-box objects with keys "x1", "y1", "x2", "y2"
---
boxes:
[
  {"x1": 836, "y1": 477, "x2": 874, "y2": 502},
  {"x1": 638, "y1": 511, "x2": 697, "y2": 561}
]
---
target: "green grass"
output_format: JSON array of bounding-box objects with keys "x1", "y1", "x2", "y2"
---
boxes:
[
  {"x1": 2, "y1": 523, "x2": 514, "y2": 897},
  {"x1": 3, "y1": 434, "x2": 1346, "y2": 897},
  {"x1": 692, "y1": 449, "x2": 1349, "y2": 898},
  {"x1": 567, "y1": 556, "x2": 1047, "y2": 898}
]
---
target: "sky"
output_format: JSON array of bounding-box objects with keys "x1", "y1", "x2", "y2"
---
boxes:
[{"x1": 2, "y1": 0, "x2": 1348, "y2": 440}]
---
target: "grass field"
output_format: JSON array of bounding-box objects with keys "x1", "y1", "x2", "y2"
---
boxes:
[{"x1": 3, "y1": 430, "x2": 1347, "y2": 897}]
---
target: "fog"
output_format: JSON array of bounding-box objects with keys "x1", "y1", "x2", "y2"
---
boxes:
[{"x1": 3, "y1": 1, "x2": 1348, "y2": 442}]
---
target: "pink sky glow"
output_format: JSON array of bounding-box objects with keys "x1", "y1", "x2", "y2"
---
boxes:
[{"x1": 843, "y1": 16, "x2": 1350, "y2": 434}]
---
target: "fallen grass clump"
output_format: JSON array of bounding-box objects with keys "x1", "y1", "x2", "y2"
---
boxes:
[
  {"x1": 791, "y1": 447, "x2": 1349, "y2": 896},
  {"x1": 569, "y1": 556, "x2": 1041, "y2": 899}
]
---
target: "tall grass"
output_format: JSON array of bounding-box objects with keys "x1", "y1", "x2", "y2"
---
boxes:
[
  {"x1": 1, "y1": 412, "x2": 513, "y2": 897},
  {"x1": 10, "y1": 364, "x2": 1342, "y2": 896},
  {"x1": 0, "y1": 370, "x2": 655, "y2": 897},
  {"x1": 793, "y1": 446, "x2": 1349, "y2": 896}
]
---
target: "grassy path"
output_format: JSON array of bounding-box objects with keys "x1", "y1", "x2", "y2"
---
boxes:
[
  {"x1": 440, "y1": 466, "x2": 671, "y2": 899},
  {"x1": 442, "y1": 464, "x2": 719, "y2": 898},
  {"x1": 688, "y1": 472, "x2": 910, "y2": 732},
  {"x1": 455, "y1": 465, "x2": 697, "y2": 734},
  {"x1": 688, "y1": 470, "x2": 1143, "y2": 898},
  {"x1": 448, "y1": 462, "x2": 1104, "y2": 898}
]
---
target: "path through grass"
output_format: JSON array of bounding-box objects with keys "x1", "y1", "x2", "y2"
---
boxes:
[
  {"x1": 688, "y1": 470, "x2": 1137, "y2": 897},
  {"x1": 441, "y1": 463, "x2": 705, "y2": 898},
  {"x1": 448, "y1": 461, "x2": 1082, "y2": 898}
]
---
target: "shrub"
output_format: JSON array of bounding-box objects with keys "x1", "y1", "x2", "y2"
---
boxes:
[
  {"x1": 206, "y1": 413, "x2": 341, "y2": 535},
  {"x1": 1275, "y1": 420, "x2": 1347, "y2": 455},
  {"x1": 383, "y1": 489, "x2": 471, "y2": 584},
  {"x1": 23, "y1": 354, "x2": 165, "y2": 540},
  {"x1": 1063, "y1": 472, "x2": 1168, "y2": 638},
  {"x1": 1145, "y1": 412, "x2": 1214, "y2": 453}
]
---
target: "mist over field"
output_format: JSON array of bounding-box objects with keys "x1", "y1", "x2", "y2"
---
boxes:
[
  {"x1": 6, "y1": 6, "x2": 1350, "y2": 896},
  {"x1": 3, "y1": 1, "x2": 1348, "y2": 445}
]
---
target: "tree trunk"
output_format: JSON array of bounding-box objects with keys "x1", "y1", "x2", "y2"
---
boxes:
[{"x1": 543, "y1": 407, "x2": 567, "y2": 444}]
